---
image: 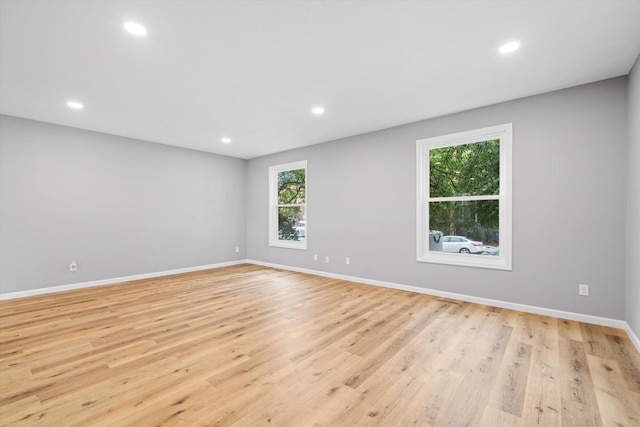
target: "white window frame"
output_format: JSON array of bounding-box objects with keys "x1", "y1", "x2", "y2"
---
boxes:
[
  {"x1": 269, "y1": 160, "x2": 308, "y2": 250},
  {"x1": 416, "y1": 124, "x2": 512, "y2": 270}
]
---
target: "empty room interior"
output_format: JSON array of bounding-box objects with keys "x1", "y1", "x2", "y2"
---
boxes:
[{"x1": 1, "y1": 1, "x2": 640, "y2": 426}]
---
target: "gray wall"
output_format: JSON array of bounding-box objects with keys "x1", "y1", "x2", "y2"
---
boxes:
[
  {"x1": 247, "y1": 77, "x2": 628, "y2": 320},
  {"x1": 0, "y1": 115, "x2": 246, "y2": 293},
  {"x1": 627, "y1": 56, "x2": 640, "y2": 337}
]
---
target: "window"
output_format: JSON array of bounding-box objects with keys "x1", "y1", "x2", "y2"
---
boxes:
[
  {"x1": 269, "y1": 161, "x2": 307, "y2": 249},
  {"x1": 416, "y1": 124, "x2": 512, "y2": 270}
]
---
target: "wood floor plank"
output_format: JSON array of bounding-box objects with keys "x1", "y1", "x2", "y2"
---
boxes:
[
  {"x1": 559, "y1": 338, "x2": 603, "y2": 426},
  {"x1": 479, "y1": 405, "x2": 523, "y2": 427},
  {"x1": 587, "y1": 354, "x2": 640, "y2": 426},
  {"x1": 433, "y1": 323, "x2": 514, "y2": 426},
  {"x1": 605, "y1": 333, "x2": 640, "y2": 394},
  {"x1": 487, "y1": 340, "x2": 533, "y2": 417},
  {"x1": 1, "y1": 264, "x2": 638, "y2": 426},
  {"x1": 520, "y1": 364, "x2": 562, "y2": 426}
]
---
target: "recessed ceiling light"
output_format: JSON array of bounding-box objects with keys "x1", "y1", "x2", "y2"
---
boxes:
[
  {"x1": 124, "y1": 21, "x2": 147, "y2": 36},
  {"x1": 499, "y1": 41, "x2": 520, "y2": 54},
  {"x1": 221, "y1": 137, "x2": 232, "y2": 144},
  {"x1": 311, "y1": 106, "x2": 325, "y2": 116},
  {"x1": 66, "y1": 101, "x2": 84, "y2": 110}
]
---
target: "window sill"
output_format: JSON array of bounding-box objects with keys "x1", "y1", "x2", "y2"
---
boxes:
[
  {"x1": 417, "y1": 253, "x2": 511, "y2": 270},
  {"x1": 269, "y1": 240, "x2": 307, "y2": 250}
]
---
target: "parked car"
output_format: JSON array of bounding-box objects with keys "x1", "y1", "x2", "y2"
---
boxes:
[{"x1": 442, "y1": 236, "x2": 484, "y2": 253}]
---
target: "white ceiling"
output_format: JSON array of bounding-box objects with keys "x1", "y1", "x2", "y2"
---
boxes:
[{"x1": 1, "y1": 1, "x2": 639, "y2": 159}]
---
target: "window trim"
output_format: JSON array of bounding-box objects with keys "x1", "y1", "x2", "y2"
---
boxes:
[
  {"x1": 269, "y1": 160, "x2": 308, "y2": 250},
  {"x1": 416, "y1": 123, "x2": 512, "y2": 270}
]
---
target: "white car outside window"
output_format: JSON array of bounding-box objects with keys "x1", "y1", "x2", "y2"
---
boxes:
[{"x1": 442, "y1": 236, "x2": 484, "y2": 254}]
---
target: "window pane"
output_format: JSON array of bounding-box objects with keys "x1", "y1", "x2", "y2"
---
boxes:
[
  {"x1": 428, "y1": 200, "x2": 499, "y2": 255},
  {"x1": 278, "y1": 169, "x2": 306, "y2": 204},
  {"x1": 429, "y1": 139, "x2": 500, "y2": 198},
  {"x1": 278, "y1": 206, "x2": 306, "y2": 241}
]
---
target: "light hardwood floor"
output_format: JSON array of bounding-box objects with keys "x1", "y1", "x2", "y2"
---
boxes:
[{"x1": 1, "y1": 264, "x2": 639, "y2": 426}]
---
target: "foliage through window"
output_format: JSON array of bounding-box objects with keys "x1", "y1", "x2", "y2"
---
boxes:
[
  {"x1": 417, "y1": 124, "x2": 512, "y2": 270},
  {"x1": 269, "y1": 161, "x2": 307, "y2": 249}
]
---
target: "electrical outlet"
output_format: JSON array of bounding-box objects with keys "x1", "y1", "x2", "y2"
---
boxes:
[
  {"x1": 314, "y1": 254, "x2": 318, "y2": 261},
  {"x1": 325, "y1": 256, "x2": 329, "y2": 263},
  {"x1": 70, "y1": 261, "x2": 78, "y2": 272},
  {"x1": 579, "y1": 284, "x2": 589, "y2": 296},
  {"x1": 235, "y1": 247, "x2": 240, "y2": 253},
  {"x1": 345, "y1": 257, "x2": 350, "y2": 265}
]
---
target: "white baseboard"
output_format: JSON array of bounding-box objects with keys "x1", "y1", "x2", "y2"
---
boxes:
[
  {"x1": 2, "y1": 258, "x2": 638, "y2": 354},
  {"x1": 0, "y1": 260, "x2": 249, "y2": 301},
  {"x1": 625, "y1": 323, "x2": 640, "y2": 353},
  {"x1": 248, "y1": 260, "x2": 637, "y2": 343}
]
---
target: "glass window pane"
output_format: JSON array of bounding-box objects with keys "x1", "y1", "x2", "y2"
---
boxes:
[
  {"x1": 429, "y1": 139, "x2": 500, "y2": 198},
  {"x1": 277, "y1": 169, "x2": 306, "y2": 204},
  {"x1": 428, "y1": 200, "x2": 499, "y2": 255},
  {"x1": 278, "y1": 206, "x2": 306, "y2": 241}
]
